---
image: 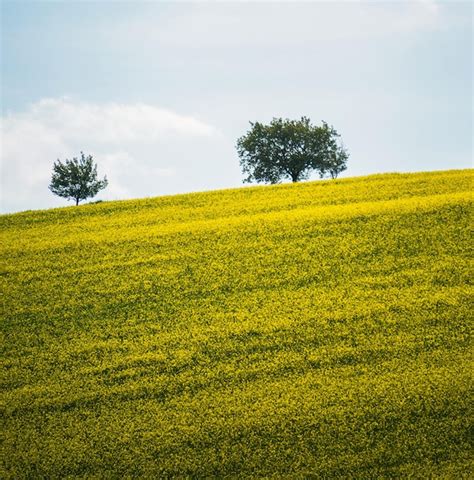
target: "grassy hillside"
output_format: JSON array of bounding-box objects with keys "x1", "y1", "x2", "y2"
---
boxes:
[{"x1": 1, "y1": 170, "x2": 473, "y2": 478}]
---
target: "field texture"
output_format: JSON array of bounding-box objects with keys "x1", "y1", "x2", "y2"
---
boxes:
[{"x1": 1, "y1": 170, "x2": 473, "y2": 478}]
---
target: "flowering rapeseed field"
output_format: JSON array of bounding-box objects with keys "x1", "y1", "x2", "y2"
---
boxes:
[{"x1": 1, "y1": 170, "x2": 473, "y2": 478}]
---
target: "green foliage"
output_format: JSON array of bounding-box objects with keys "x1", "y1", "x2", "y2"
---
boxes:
[
  {"x1": 49, "y1": 152, "x2": 108, "y2": 205},
  {"x1": 236, "y1": 117, "x2": 348, "y2": 183},
  {"x1": 1, "y1": 170, "x2": 472, "y2": 478}
]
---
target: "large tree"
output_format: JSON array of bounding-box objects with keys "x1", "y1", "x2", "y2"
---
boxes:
[
  {"x1": 49, "y1": 152, "x2": 108, "y2": 206},
  {"x1": 236, "y1": 117, "x2": 348, "y2": 184}
]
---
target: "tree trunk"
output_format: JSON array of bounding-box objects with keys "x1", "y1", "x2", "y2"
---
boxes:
[{"x1": 76, "y1": 198, "x2": 79, "y2": 206}]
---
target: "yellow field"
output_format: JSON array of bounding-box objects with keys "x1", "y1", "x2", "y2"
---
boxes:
[{"x1": 1, "y1": 170, "x2": 473, "y2": 478}]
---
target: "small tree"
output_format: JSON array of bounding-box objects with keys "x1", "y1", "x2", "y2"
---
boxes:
[
  {"x1": 324, "y1": 142, "x2": 349, "y2": 180},
  {"x1": 236, "y1": 117, "x2": 348, "y2": 184},
  {"x1": 49, "y1": 152, "x2": 108, "y2": 206}
]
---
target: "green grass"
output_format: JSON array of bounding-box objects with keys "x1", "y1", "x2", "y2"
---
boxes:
[{"x1": 1, "y1": 169, "x2": 473, "y2": 478}]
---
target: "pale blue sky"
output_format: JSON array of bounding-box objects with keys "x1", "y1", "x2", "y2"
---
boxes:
[{"x1": 1, "y1": 0, "x2": 472, "y2": 212}]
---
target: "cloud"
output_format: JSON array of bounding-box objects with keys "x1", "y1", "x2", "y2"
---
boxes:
[
  {"x1": 25, "y1": 97, "x2": 216, "y2": 141},
  {"x1": 0, "y1": 98, "x2": 221, "y2": 212}
]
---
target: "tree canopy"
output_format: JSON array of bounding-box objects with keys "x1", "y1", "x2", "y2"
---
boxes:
[
  {"x1": 236, "y1": 117, "x2": 348, "y2": 184},
  {"x1": 49, "y1": 152, "x2": 108, "y2": 206}
]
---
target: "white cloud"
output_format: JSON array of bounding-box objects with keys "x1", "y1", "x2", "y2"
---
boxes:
[
  {"x1": 0, "y1": 98, "x2": 221, "y2": 212},
  {"x1": 26, "y1": 97, "x2": 216, "y2": 141}
]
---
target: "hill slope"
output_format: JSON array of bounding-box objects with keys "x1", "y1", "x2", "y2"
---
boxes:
[{"x1": 1, "y1": 170, "x2": 473, "y2": 478}]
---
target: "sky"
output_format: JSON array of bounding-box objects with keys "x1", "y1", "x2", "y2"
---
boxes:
[{"x1": 0, "y1": 0, "x2": 472, "y2": 213}]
